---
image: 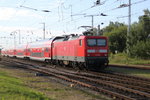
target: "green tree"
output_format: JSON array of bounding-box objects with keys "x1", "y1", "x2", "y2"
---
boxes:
[
  {"x1": 102, "y1": 9, "x2": 150, "y2": 59},
  {"x1": 103, "y1": 22, "x2": 127, "y2": 53},
  {"x1": 138, "y1": 9, "x2": 150, "y2": 41},
  {"x1": 129, "y1": 9, "x2": 150, "y2": 58},
  {"x1": 130, "y1": 40, "x2": 150, "y2": 59},
  {"x1": 130, "y1": 9, "x2": 150, "y2": 42}
]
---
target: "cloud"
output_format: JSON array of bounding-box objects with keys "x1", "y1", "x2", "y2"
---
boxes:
[
  {"x1": 0, "y1": 25, "x2": 38, "y2": 34},
  {"x1": 0, "y1": 7, "x2": 15, "y2": 20},
  {"x1": 0, "y1": 7, "x2": 42, "y2": 21}
]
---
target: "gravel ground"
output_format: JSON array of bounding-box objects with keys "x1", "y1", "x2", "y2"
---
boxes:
[{"x1": 0, "y1": 64, "x2": 111, "y2": 100}]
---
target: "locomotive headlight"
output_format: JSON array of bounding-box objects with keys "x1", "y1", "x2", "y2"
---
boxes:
[
  {"x1": 104, "y1": 54, "x2": 107, "y2": 56},
  {"x1": 87, "y1": 49, "x2": 96, "y2": 53},
  {"x1": 99, "y1": 49, "x2": 107, "y2": 53}
]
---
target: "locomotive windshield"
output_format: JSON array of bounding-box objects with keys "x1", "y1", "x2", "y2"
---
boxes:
[
  {"x1": 97, "y1": 39, "x2": 106, "y2": 46},
  {"x1": 87, "y1": 39, "x2": 96, "y2": 46},
  {"x1": 87, "y1": 39, "x2": 106, "y2": 46}
]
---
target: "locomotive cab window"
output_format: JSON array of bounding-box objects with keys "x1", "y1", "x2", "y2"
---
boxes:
[
  {"x1": 79, "y1": 39, "x2": 82, "y2": 46},
  {"x1": 87, "y1": 39, "x2": 96, "y2": 46},
  {"x1": 87, "y1": 39, "x2": 106, "y2": 46},
  {"x1": 97, "y1": 39, "x2": 106, "y2": 46}
]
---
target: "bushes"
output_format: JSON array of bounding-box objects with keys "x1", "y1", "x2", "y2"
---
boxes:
[
  {"x1": 103, "y1": 10, "x2": 150, "y2": 59},
  {"x1": 130, "y1": 40, "x2": 150, "y2": 59},
  {"x1": 103, "y1": 22, "x2": 127, "y2": 53}
]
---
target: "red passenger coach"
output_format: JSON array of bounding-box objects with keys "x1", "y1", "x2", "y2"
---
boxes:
[
  {"x1": 27, "y1": 39, "x2": 52, "y2": 61},
  {"x1": 2, "y1": 48, "x2": 16, "y2": 57},
  {"x1": 1, "y1": 49, "x2": 6, "y2": 56},
  {"x1": 8, "y1": 49, "x2": 16, "y2": 57},
  {"x1": 26, "y1": 36, "x2": 64, "y2": 61},
  {"x1": 15, "y1": 44, "x2": 27, "y2": 58}
]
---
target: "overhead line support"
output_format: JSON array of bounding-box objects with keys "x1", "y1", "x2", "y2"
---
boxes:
[{"x1": 127, "y1": 0, "x2": 131, "y2": 55}]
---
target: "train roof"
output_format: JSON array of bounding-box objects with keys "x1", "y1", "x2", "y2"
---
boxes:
[
  {"x1": 15, "y1": 44, "x2": 27, "y2": 49},
  {"x1": 27, "y1": 36, "x2": 64, "y2": 48},
  {"x1": 54, "y1": 35, "x2": 107, "y2": 43}
]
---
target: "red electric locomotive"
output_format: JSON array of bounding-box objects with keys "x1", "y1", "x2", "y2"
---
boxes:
[
  {"x1": 52, "y1": 34, "x2": 108, "y2": 70},
  {"x1": 2, "y1": 33, "x2": 109, "y2": 70}
]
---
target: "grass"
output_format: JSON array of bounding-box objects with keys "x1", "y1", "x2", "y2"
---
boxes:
[
  {"x1": 0, "y1": 68, "x2": 53, "y2": 100},
  {"x1": 108, "y1": 53, "x2": 150, "y2": 78},
  {"x1": 109, "y1": 53, "x2": 150, "y2": 66},
  {"x1": 106, "y1": 67, "x2": 150, "y2": 78},
  {"x1": 0, "y1": 65, "x2": 112, "y2": 100}
]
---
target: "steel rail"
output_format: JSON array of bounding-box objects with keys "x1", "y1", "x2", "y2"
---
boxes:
[
  {"x1": 39, "y1": 67, "x2": 150, "y2": 100},
  {"x1": 109, "y1": 64, "x2": 150, "y2": 70},
  {"x1": 1, "y1": 58, "x2": 150, "y2": 100}
]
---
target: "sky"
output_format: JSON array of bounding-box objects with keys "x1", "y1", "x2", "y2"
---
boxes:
[{"x1": 0, "y1": 0, "x2": 149, "y2": 48}]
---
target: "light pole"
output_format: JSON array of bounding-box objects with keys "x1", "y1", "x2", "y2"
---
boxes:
[
  {"x1": 20, "y1": 6, "x2": 50, "y2": 40},
  {"x1": 40, "y1": 22, "x2": 46, "y2": 39},
  {"x1": 10, "y1": 31, "x2": 16, "y2": 49},
  {"x1": 10, "y1": 30, "x2": 21, "y2": 48},
  {"x1": 18, "y1": 30, "x2": 21, "y2": 44}
]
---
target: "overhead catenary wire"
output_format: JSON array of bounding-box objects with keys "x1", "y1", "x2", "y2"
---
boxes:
[
  {"x1": 103, "y1": 0, "x2": 148, "y2": 13},
  {"x1": 1, "y1": 0, "x2": 149, "y2": 41},
  {"x1": 45, "y1": 1, "x2": 121, "y2": 32},
  {"x1": 44, "y1": 0, "x2": 108, "y2": 30},
  {"x1": 20, "y1": 0, "x2": 28, "y2": 7},
  {"x1": 117, "y1": 11, "x2": 144, "y2": 19},
  {"x1": 20, "y1": 0, "x2": 150, "y2": 33}
]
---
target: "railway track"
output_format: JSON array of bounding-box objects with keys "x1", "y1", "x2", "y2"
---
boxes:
[
  {"x1": 109, "y1": 64, "x2": 150, "y2": 70},
  {"x1": 0, "y1": 57, "x2": 150, "y2": 100},
  {"x1": 55, "y1": 69, "x2": 150, "y2": 93}
]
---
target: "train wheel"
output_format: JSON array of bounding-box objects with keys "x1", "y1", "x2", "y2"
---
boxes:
[
  {"x1": 78, "y1": 62, "x2": 84, "y2": 70},
  {"x1": 100, "y1": 64, "x2": 107, "y2": 70},
  {"x1": 45, "y1": 59, "x2": 49, "y2": 64},
  {"x1": 83, "y1": 63, "x2": 89, "y2": 71},
  {"x1": 72, "y1": 62, "x2": 79, "y2": 70}
]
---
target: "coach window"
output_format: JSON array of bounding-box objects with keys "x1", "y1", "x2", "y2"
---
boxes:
[{"x1": 79, "y1": 39, "x2": 82, "y2": 46}]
